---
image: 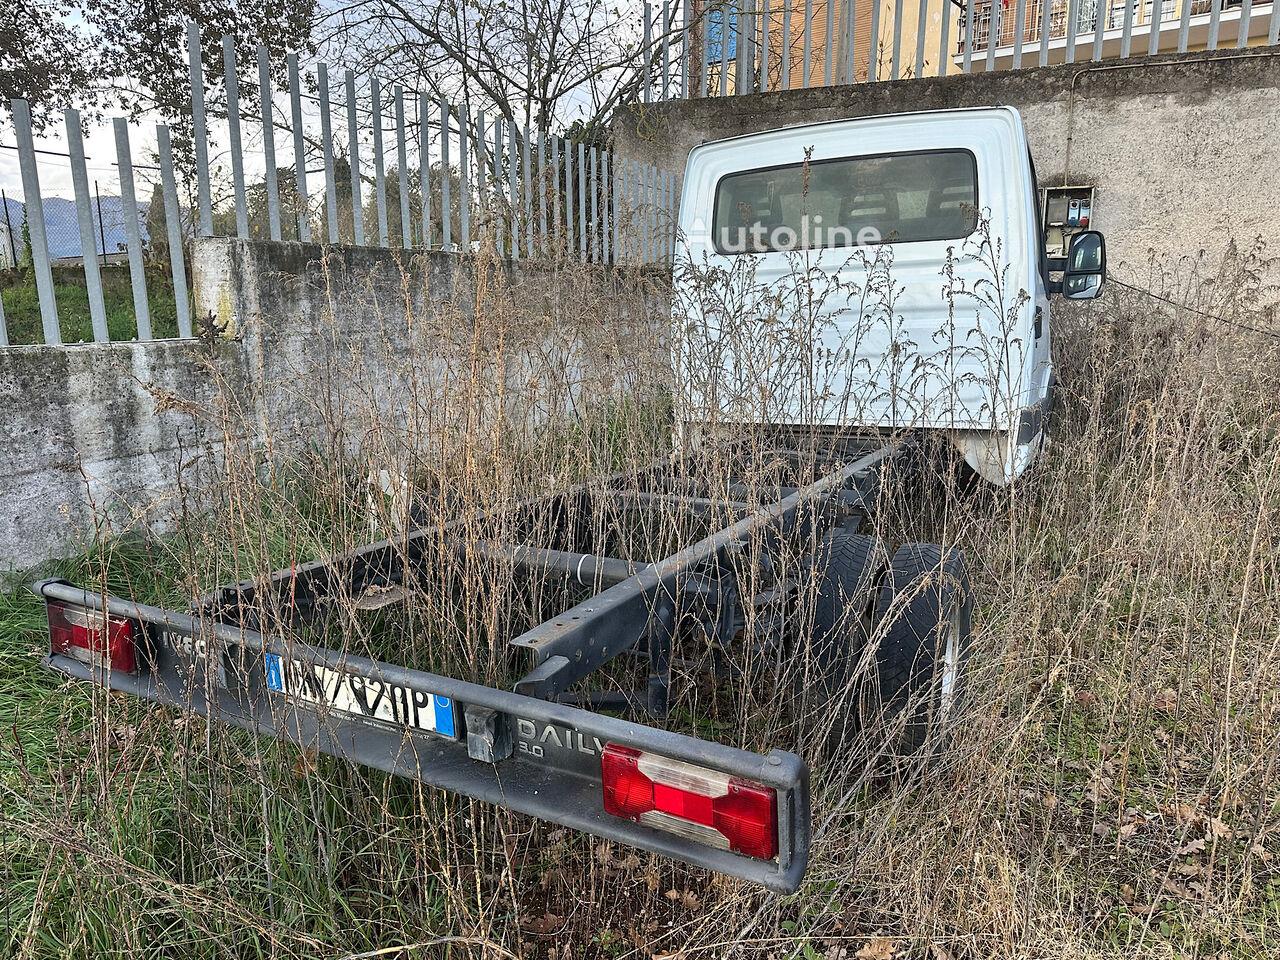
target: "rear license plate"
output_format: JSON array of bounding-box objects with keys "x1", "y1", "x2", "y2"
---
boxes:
[{"x1": 263, "y1": 653, "x2": 456, "y2": 739}]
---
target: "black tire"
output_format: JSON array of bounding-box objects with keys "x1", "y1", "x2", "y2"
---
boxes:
[
  {"x1": 867, "y1": 543, "x2": 973, "y2": 757},
  {"x1": 799, "y1": 533, "x2": 889, "y2": 746}
]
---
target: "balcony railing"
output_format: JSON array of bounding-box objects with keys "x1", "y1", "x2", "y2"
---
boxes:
[{"x1": 964, "y1": 0, "x2": 1245, "y2": 51}]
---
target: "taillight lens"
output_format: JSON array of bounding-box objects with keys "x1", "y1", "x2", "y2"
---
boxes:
[
  {"x1": 48, "y1": 602, "x2": 137, "y2": 674},
  {"x1": 601, "y1": 744, "x2": 778, "y2": 860}
]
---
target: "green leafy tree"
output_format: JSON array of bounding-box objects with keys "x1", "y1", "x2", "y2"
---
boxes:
[{"x1": 1, "y1": 0, "x2": 316, "y2": 146}]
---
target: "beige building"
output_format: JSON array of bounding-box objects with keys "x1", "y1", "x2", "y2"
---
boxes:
[
  {"x1": 689, "y1": 0, "x2": 963, "y2": 93},
  {"x1": 685, "y1": 0, "x2": 1273, "y2": 92}
]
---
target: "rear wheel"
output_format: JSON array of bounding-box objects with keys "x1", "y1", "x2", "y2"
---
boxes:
[
  {"x1": 866, "y1": 543, "x2": 973, "y2": 757},
  {"x1": 798, "y1": 533, "x2": 888, "y2": 749}
]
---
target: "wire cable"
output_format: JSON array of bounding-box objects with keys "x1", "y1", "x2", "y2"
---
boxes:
[{"x1": 1107, "y1": 276, "x2": 1280, "y2": 342}]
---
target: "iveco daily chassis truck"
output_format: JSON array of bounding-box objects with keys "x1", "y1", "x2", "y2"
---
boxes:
[{"x1": 35, "y1": 107, "x2": 1105, "y2": 895}]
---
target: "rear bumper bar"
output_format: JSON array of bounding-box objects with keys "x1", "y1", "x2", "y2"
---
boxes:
[{"x1": 34, "y1": 578, "x2": 810, "y2": 894}]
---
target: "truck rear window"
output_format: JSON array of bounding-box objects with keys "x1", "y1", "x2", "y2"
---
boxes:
[{"x1": 710, "y1": 149, "x2": 978, "y2": 254}]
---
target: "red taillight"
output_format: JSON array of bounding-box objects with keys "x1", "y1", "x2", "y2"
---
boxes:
[
  {"x1": 48, "y1": 602, "x2": 137, "y2": 674},
  {"x1": 601, "y1": 743, "x2": 778, "y2": 860}
]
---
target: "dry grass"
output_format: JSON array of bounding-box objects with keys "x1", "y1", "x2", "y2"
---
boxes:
[{"x1": 1, "y1": 235, "x2": 1279, "y2": 960}]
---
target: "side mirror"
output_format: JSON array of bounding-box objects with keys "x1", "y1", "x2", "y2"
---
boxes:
[{"x1": 1063, "y1": 230, "x2": 1106, "y2": 300}]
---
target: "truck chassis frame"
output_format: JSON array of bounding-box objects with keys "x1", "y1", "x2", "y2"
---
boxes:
[{"x1": 37, "y1": 435, "x2": 910, "y2": 894}]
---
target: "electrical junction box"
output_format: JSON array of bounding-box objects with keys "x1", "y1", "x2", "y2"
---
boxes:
[{"x1": 1042, "y1": 185, "x2": 1095, "y2": 258}]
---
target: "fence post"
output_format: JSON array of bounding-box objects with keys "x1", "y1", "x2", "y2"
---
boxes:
[
  {"x1": 780, "y1": 0, "x2": 792, "y2": 88},
  {"x1": 603, "y1": 151, "x2": 613, "y2": 265},
  {"x1": 440, "y1": 97, "x2": 453, "y2": 249},
  {"x1": 223, "y1": 36, "x2": 249, "y2": 237},
  {"x1": 590, "y1": 146, "x2": 601, "y2": 262},
  {"x1": 288, "y1": 54, "x2": 310, "y2": 242},
  {"x1": 396, "y1": 85, "x2": 411, "y2": 248},
  {"x1": 681, "y1": 0, "x2": 691, "y2": 96},
  {"x1": 963, "y1": 0, "x2": 976, "y2": 71},
  {"x1": 482, "y1": 113, "x2": 496, "y2": 251},
  {"x1": 803, "y1": 0, "x2": 813, "y2": 86},
  {"x1": 891, "y1": 0, "x2": 904, "y2": 80},
  {"x1": 346, "y1": 70, "x2": 365, "y2": 245},
  {"x1": 1013, "y1": 0, "x2": 1027, "y2": 68},
  {"x1": 458, "y1": 103, "x2": 470, "y2": 246},
  {"x1": 706, "y1": 0, "x2": 716, "y2": 94},
  {"x1": 523, "y1": 123, "x2": 534, "y2": 258},
  {"x1": 869, "y1": 0, "x2": 882, "y2": 78},
  {"x1": 642, "y1": 162, "x2": 652, "y2": 263},
  {"x1": 986, "y1": 0, "x2": 999, "y2": 70},
  {"x1": 157, "y1": 126, "x2": 193, "y2": 339},
  {"x1": 11, "y1": 101, "x2": 58, "y2": 343},
  {"x1": 565, "y1": 138, "x2": 575, "y2": 255},
  {"x1": 1038, "y1": 0, "x2": 1051, "y2": 65},
  {"x1": 1236, "y1": 0, "x2": 1252, "y2": 46},
  {"x1": 1095, "y1": 0, "x2": 1108, "y2": 60},
  {"x1": 504, "y1": 117, "x2": 514, "y2": 259},
  {"x1": 761, "y1": 0, "x2": 772, "y2": 90},
  {"x1": 551, "y1": 135, "x2": 562, "y2": 251},
  {"x1": 915, "y1": 0, "x2": 928, "y2": 77},
  {"x1": 644, "y1": 2, "x2": 654, "y2": 103},
  {"x1": 720, "y1": 3, "x2": 731, "y2": 94},
  {"x1": 319, "y1": 64, "x2": 340, "y2": 243},
  {"x1": 1178, "y1": 0, "x2": 1193, "y2": 52},
  {"x1": 1065, "y1": 0, "x2": 1079, "y2": 63},
  {"x1": 578, "y1": 142, "x2": 588, "y2": 261},
  {"x1": 662, "y1": 1, "x2": 672, "y2": 99},
  {"x1": 937, "y1": 0, "x2": 951, "y2": 76},
  {"x1": 186, "y1": 23, "x2": 213, "y2": 237},
  {"x1": 113, "y1": 118, "x2": 151, "y2": 341},
  {"x1": 538, "y1": 127, "x2": 548, "y2": 250},
  {"x1": 420, "y1": 92, "x2": 433, "y2": 248},
  {"x1": 66, "y1": 108, "x2": 108, "y2": 342},
  {"x1": 1149, "y1": 0, "x2": 1165, "y2": 55},
  {"x1": 1269, "y1": 0, "x2": 1280, "y2": 45},
  {"x1": 1121, "y1": 0, "x2": 1135, "y2": 57},
  {"x1": 0, "y1": 292, "x2": 7, "y2": 346},
  {"x1": 494, "y1": 116, "x2": 504, "y2": 253},
  {"x1": 372, "y1": 74, "x2": 389, "y2": 247},
  {"x1": 258, "y1": 46, "x2": 281, "y2": 241}
]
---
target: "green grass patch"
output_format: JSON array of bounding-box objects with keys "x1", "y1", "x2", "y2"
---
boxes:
[{"x1": 1, "y1": 265, "x2": 182, "y2": 345}]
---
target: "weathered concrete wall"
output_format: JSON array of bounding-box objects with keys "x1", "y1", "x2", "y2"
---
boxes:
[
  {"x1": 1, "y1": 240, "x2": 664, "y2": 571},
  {"x1": 0, "y1": 339, "x2": 235, "y2": 570},
  {"x1": 616, "y1": 48, "x2": 1280, "y2": 275}
]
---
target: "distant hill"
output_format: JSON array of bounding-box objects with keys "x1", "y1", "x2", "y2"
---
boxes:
[{"x1": 0, "y1": 195, "x2": 152, "y2": 261}]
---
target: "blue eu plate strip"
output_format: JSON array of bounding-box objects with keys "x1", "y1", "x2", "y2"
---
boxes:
[
  {"x1": 264, "y1": 653, "x2": 283, "y2": 691},
  {"x1": 434, "y1": 695, "x2": 455, "y2": 736}
]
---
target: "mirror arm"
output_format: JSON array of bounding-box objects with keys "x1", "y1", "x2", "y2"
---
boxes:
[{"x1": 1047, "y1": 278, "x2": 1063, "y2": 295}]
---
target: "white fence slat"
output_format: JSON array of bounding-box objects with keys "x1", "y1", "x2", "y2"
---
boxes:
[
  {"x1": 224, "y1": 36, "x2": 249, "y2": 237},
  {"x1": 113, "y1": 118, "x2": 151, "y2": 340},
  {"x1": 288, "y1": 54, "x2": 310, "y2": 242},
  {"x1": 157, "y1": 125, "x2": 193, "y2": 339},
  {"x1": 13, "y1": 100, "x2": 59, "y2": 343},
  {"x1": 346, "y1": 70, "x2": 365, "y2": 245},
  {"x1": 258, "y1": 46, "x2": 281, "y2": 241},
  {"x1": 66, "y1": 107, "x2": 108, "y2": 342},
  {"x1": 319, "y1": 64, "x2": 340, "y2": 243},
  {"x1": 187, "y1": 23, "x2": 213, "y2": 236}
]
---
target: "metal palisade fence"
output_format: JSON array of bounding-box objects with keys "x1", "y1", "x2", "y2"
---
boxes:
[
  {"x1": 1, "y1": 23, "x2": 678, "y2": 348},
  {"x1": 638, "y1": 0, "x2": 1280, "y2": 97}
]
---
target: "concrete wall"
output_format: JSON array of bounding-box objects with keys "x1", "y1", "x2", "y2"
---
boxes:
[
  {"x1": 616, "y1": 47, "x2": 1280, "y2": 277},
  {"x1": 1, "y1": 240, "x2": 663, "y2": 571},
  {"x1": 0, "y1": 339, "x2": 233, "y2": 572}
]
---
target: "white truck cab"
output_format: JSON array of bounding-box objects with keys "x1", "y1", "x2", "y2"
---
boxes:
[{"x1": 673, "y1": 106, "x2": 1106, "y2": 484}]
